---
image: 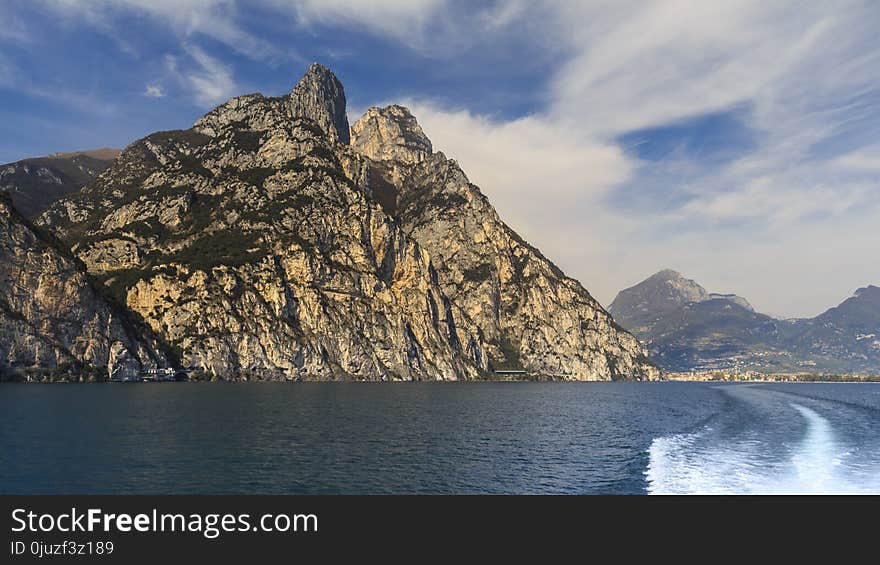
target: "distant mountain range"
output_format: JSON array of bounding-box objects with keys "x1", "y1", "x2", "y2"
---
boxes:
[
  {"x1": 609, "y1": 269, "x2": 880, "y2": 374},
  {"x1": 0, "y1": 149, "x2": 120, "y2": 217}
]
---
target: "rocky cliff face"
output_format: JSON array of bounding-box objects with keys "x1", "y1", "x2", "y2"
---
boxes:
[
  {"x1": 39, "y1": 65, "x2": 486, "y2": 381},
  {"x1": 33, "y1": 64, "x2": 658, "y2": 381},
  {"x1": 0, "y1": 149, "x2": 119, "y2": 218},
  {"x1": 0, "y1": 193, "x2": 164, "y2": 381},
  {"x1": 351, "y1": 105, "x2": 659, "y2": 380},
  {"x1": 287, "y1": 63, "x2": 350, "y2": 145}
]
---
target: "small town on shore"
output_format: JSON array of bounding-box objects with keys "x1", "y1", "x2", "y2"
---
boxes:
[{"x1": 667, "y1": 370, "x2": 880, "y2": 382}]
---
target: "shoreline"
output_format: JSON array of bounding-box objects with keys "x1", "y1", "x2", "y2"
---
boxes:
[{"x1": 4, "y1": 376, "x2": 880, "y2": 384}]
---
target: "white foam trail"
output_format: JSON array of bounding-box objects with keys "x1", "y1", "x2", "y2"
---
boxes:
[
  {"x1": 645, "y1": 429, "x2": 767, "y2": 494},
  {"x1": 646, "y1": 402, "x2": 877, "y2": 494},
  {"x1": 786, "y1": 404, "x2": 839, "y2": 493}
]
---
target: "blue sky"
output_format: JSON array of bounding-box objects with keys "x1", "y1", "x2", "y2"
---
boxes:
[{"x1": 2, "y1": 0, "x2": 879, "y2": 317}]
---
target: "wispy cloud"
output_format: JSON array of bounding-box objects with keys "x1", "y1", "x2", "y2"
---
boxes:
[
  {"x1": 0, "y1": 3, "x2": 31, "y2": 44},
  {"x1": 144, "y1": 84, "x2": 165, "y2": 98},
  {"x1": 38, "y1": 0, "x2": 291, "y2": 61},
  {"x1": 165, "y1": 44, "x2": 237, "y2": 107},
  {"x1": 278, "y1": 0, "x2": 447, "y2": 50},
  {"x1": 402, "y1": 99, "x2": 631, "y2": 235},
  {"x1": 831, "y1": 145, "x2": 880, "y2": 172}
]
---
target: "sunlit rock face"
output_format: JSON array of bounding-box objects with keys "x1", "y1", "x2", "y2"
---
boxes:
[
  {"x1": 31, "y1": 64, "x2": 658, "y2": 381},
  {"x1": 351, "y1": 106, "x2": 660, "y2": 381}
]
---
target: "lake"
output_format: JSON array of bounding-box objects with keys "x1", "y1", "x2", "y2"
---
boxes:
[{"x1": 1, "y1": 382, "x2": 879, "y2": 494}]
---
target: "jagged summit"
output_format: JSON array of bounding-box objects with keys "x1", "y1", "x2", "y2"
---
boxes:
[
  {"x1": 351, "y1": 105, "x2": 433, "y2": 165},
  {"x1": 815, "y1": 284, "x2": 880, "y2": 328},
  {"x1": 193, "y1": 62, "x2": 350, "y2": 144},
  {"x1": 610, "y1": 269, "x2": 760, "y2": 322},
  {"x1": 611, "y1": 271, "x2": 880, "y2": 373},
  {"x1": 287, "y1": 63, "x2": 350, "y2": 144}
]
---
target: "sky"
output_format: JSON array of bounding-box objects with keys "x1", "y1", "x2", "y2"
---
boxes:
[{"x1": 1, "y1": 0, "x2": 879, "y2": 318}]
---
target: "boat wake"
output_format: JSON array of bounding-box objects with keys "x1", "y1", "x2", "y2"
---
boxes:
[{"x1": 646, "y1": 398, "x2": 879, "y2": 494}]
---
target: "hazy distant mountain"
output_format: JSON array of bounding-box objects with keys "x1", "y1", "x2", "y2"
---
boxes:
[
  {"x1": 708, "y1": 293, "x2": 753, "y2": 312},
  {"x1": 609, "y1": 269, "x2": 745, "y2": 333},
  {"x1": 610, "y1": 270, "x2": 880, "y2": 373},
  {"x1": 789, "y1": 285, "x2": 880, "y2": 369},
  {"x1": 0, "y1": 149, "x2": 119, "y2": 217}
]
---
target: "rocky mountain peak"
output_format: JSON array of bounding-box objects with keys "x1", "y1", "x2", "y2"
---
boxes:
[
  {"x1": 350, "y1": 105, "x2": 433, "y2": 164},
  {"x1": 814, "y1": 284, "x2": 880, "y2": 329},
  {"x1": 610, "y1": 269, "x2": 709, "y2": 322},
  {"x1": 287, "y1": 62, "x2": 350, "y2": 144}
]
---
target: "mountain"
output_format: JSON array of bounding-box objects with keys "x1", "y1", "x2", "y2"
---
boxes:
[
  {"x1": 0, "y1": 149, "x2": 120, "y2": 217},
  {"x1": 30, "y1": 63, "x2": 658, "y2": 382},
  {"x1": 608, "y1": 269, "x2": 709, "y2": 334},
  {"x1": 789, "y1": 286, "x2": 880, "y2": 369},
  {"x1": 0, "y1": 192, "x2": 166, "y2": 381},
  {"x1": 610, "y1": 269, "x2": 880, "y2": 373}
]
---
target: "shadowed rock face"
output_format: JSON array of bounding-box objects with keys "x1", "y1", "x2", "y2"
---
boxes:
[
  {"x1": 31, "y1": 64, "x2": 659, "y2": 381},
  {"x1": 0, "y1": 193, "x2": 165, "y2": 381},
  {"x1": 0, "y1": 150, "x2": 119, "y2": 217}
]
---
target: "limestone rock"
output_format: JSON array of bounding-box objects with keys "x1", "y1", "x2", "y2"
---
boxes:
[
  {"x1": 34, "y1": 64, "x2": 659, "y2": 381},
  {"x1": 351, "y1": 105, "x2": 432, "y2": 165},
  {"x1": 286, "y1": 63, "x2": 350, "y2": 145},
  {"x1": 39, "y1": 68, "x2": 485, "y2": 381},
  {"x1": 0, "y1": 193, "x2": 164, "y2": 381},
  {"x1": 351, "y1": 105, "x2": 660, "y2": 381}
]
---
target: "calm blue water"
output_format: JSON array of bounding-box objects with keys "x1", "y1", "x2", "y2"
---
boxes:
[{"x1": 1, "y1": 382, "x2": 879, "y2": 494}]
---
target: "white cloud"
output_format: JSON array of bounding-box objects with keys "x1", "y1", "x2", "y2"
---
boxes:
[
  {"x1": 144, "y1": 84, "x2": 165, "y2": 98},
  {"x1": 831, "y1": 146, "x2": 880, "y2": 172},
  {"x1": 165, "y1": 45, "x2": 237, "y2": 106},
  {"x1": 380, "y1": 1, "x2": 880, "y2": 316},
  {"x1": 404, "y1": 100, "x2": 631, "y2": 240},
  {"x1": 39, "y1": 0, "x2": 287, "y2": 61},
  {"x1": 268, "y1": 0, "x2": 533, "y2": 56},
  {"x1": 277, "y1": 0, "x2": 447, "y2": 50},
  {"x1": 288, "y1": 0, "x2": 443, "y2": 28}
]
